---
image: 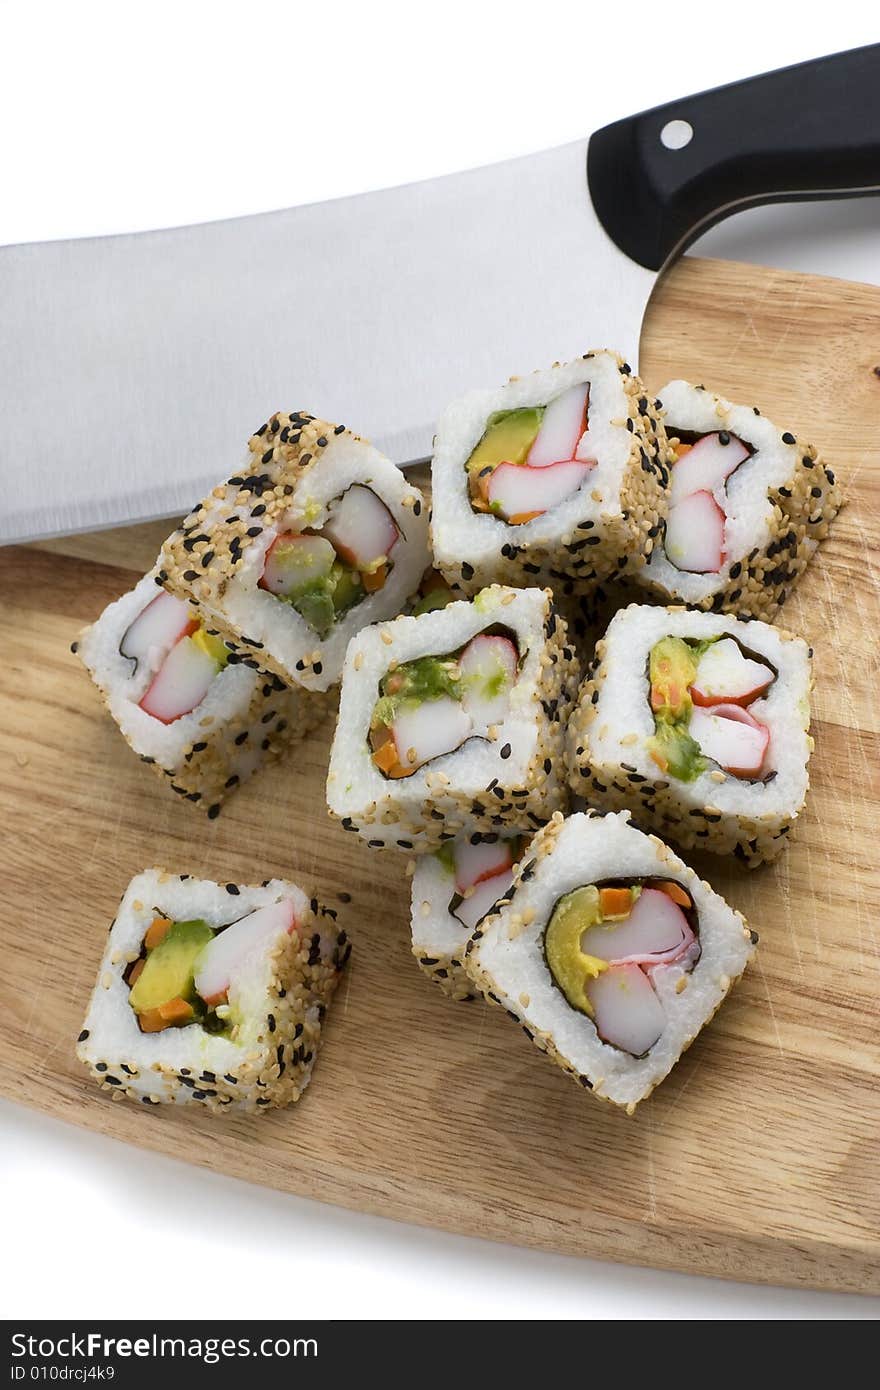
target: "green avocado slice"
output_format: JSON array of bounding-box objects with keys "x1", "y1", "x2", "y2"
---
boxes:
[
  {"x1": 466, "y1": 407, "x2": 544, "y2": 481},
  {"x1": 129, "y1": 918, "x2": 214, "y2": 1016},
  {"x1": 543, "y1": 886, "x2": 607, "y2": 1017}
]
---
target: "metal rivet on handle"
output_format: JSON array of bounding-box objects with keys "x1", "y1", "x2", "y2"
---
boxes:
[{"x1": 660, "y1": 119, "x2": 693, "y2": 150}]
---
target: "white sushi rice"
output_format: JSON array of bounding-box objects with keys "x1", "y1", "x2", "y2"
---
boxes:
[
  {"x1": 77, "y1": 870, "x2": 347, "y2": 1111},
  {"x1": 197, "y1": 432, "x2": 430, "y2": 692},
  {"x1": 410, "y1": 829, "x2": 524, "y2": 999},
  {"x1": 567, "y1": 603, "x2": 812, "y2": 864},
  {"x1": 326, "y1": 586, "x2": 576, "y2": 849},
  {"x1": 431, "y1": 351, "x2": 662, "y2": 593},
  {"x1": 466, "y1": 811, "x2": 755, "y2": 1110},
  {"x1": 637, "y1": 379, "x2": 839, "y2": 614}
]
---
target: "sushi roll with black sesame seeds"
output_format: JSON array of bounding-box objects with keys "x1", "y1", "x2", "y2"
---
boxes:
[
  {"x1": 410, "y1": 830, "x2": 526, "y2": 999},
  {"x1": 160, "y1": 413, "x2": 431, "y2": 692},
  {"x1": 326, "y1": 586, "x2": 578, "y2": 850},
  {"x1": 77, "y1": 870, "x2": 350, "y2": 1112},
  {"x1": 635, "y1": 380, "x2": 842, "y2": 620},
  {"x1": 465, "y1": 810, "x2": 756, "y2": 1111},
  {"x1": 76, "y1": 565, "x2": 325, "y2": 812},
  {"x1": 566, "y1": 603, "x2": 813, "y2": 867},
  {"x1": 430, "y1": 351, "x2": 667, "y2": 597}
]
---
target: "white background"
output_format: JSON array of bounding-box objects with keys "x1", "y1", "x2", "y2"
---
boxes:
[{"x1": 1, "y1": 0, "x2": 878, "y2": 1320}]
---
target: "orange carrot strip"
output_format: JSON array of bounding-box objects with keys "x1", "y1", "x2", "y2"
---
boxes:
[
  {"x1": 144, "y1": 916, "x2": 172, "y2": 950},
  {"x1": 372, "y1": 739, "x2": 400, "y2": 774},
  {"x1": 648, "y1": 748, "x2": 669, "y2": 773},
  {"x1": 137, "y1": 1008, "x2": 167, "y2": 1033},
  {"x1": 673, "y1": 441, "x2": 693, "y2": 460},
  {"x1": 157, "y1": 997, "x2": 195, "y2": 1025},
  {"x1": 127, "y1": 958, "x2": 145, "y2": 987},
  {"x1": 385, "y1": 761, "x2": 414, "y2": 780},
  {"x1": 362, "y1": 563, "x2": 387, "y2": 593},
  {"x1": 599, "y1": 887, "x2": 632, "y2": 919},
  {"x1": 656, "y1": 880, "x2": 692, "y2": 908},
  {"x1": 508, "y1": 510, "x2": 543, "y2": 526}
]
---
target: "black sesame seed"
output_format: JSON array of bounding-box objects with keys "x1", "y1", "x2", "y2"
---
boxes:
[
  {"x1": 225, "y1": 883, "x2": 240, "y2": 895},
  {"x1": 77, "y1": 1029, "x2": 89, "y2": 1043},
  {"x1": 95, "y1": 1062, "x2": 108, "y2": 1072},
  {"x1": 781, "y1": 431, "x2": 795, "y2": 445},
  {"x1": 500, "y1": 744, "x2": 512, "y2": 759},
  {"x1": 718, "y1": 430, "x2": 730, "y2": 445},
  {"x1": 461, "y1": 562, "x2": 474, "y2": 580},
  {"x1": 234, "y1": 731, "x2": 248, "y2": 745},
  {"x1": 207, "y1": 804, "x2": 221, "y2": 820}
]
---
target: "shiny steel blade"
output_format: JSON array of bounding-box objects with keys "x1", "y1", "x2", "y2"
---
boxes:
[{"x1": 0, "y1": 140, "x2": 655, "y2": 542}]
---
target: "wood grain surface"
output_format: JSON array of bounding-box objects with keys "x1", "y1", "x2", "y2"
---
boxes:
[{"x1": 2, "y1": 256, "x2": 879, "y2": 1294}]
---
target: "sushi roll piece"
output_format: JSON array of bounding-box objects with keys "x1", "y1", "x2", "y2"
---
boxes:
[
  {"x1": 77, "y1": 869, "x2": 350, "y2": 1111},
  {"x1": 74, "y1": 566, "x2": 326, "y2": 815},
  {"x1": 160, "y1": 411, "x2": 431, "y2": 693},
  {"x1": 635, "y1": 380, "x2": 842, "y2": 620},
  {"x1": 326, "y1": 586, "x2": 579, "y2": 850},
  {"x1": 567, "y1": 603, "x2": 813, "y2": 867},
  {"x1": 465, "y1": 810, "x2": 756, "y2": 1111},
  {"x1": 430, "y1": 351, "x2": 667, "y2": 598},
  {"x1": 411, "y1": 830, "x2": 526, "y2": 1000}
]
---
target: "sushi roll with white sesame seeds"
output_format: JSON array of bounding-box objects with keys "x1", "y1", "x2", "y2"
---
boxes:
[
  {"x1": 74, "y1": 565, "x2": 326, "y2": 816},
  {"x1": 411, "y1": 830, "x2": 526, "y2": 1000},
  {"x1": 635, "y1": 380, "x2": 842, "y2": 620},
  {"x1": 566, "y1": 604, "x2": 813, "y2": 867},
  {"x1": 160, "y1": 412, "x2": 431, "y2": 693},
  {"x1": 326, "y1": 586, "x2": 578, "y2": 851},
  {"x1": 76, "y1": 870, "x2": 350, "y2": 1112},
  {"x1": 465, "y1": 810, "x2": 756, "y2": 1111},
  {"x1": 430, "y1": 351, "x2": 667, "y2": 599}
]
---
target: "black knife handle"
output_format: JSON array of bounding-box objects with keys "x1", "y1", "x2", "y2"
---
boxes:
[{"x1": 588, "y1": 43, "x2": 880, "y2": 271}]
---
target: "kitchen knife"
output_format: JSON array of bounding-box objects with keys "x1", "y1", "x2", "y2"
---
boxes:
[{"x1": 1, "y1": 43, "x2": 878, "y2": 543}]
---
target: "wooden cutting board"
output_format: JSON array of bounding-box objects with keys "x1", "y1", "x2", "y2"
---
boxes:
[{"x1": 2, "y1": 256, "x2": 879, "y2": 1295}]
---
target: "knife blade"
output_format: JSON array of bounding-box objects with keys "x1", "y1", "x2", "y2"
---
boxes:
[{"x1": 2, "y1": 43, "x2": 878, "y2": 543}]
